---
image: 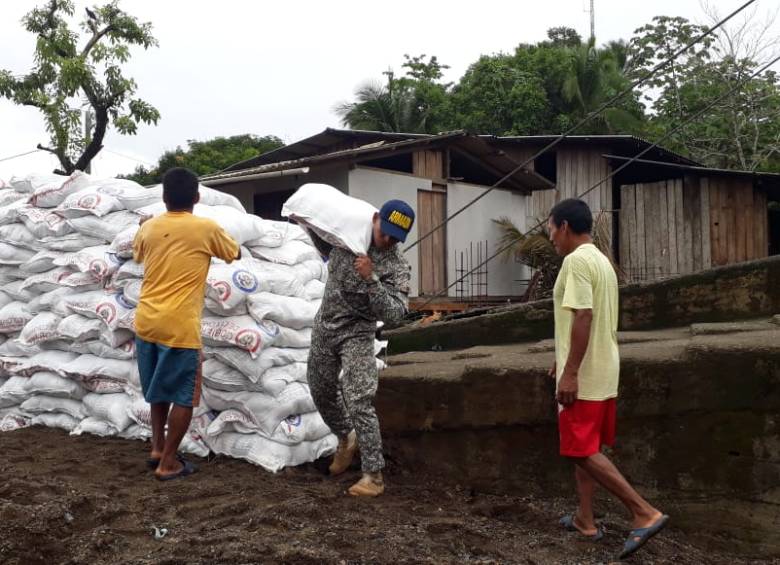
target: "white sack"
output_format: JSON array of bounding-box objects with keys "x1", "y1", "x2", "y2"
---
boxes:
[
  {"x1": 202, "y1": 382, "x2": 314, "y2": 436},
  {"x1": 55, "y1": 187, "x2": 122, "y2": 218},
  {"x1": 27, "y1": 371, "x2": 85, "y2": 399},
  {"x1": 205, "y1": 431, "x2": 337, "y2": 473},
  {"x1": 21, "y1": 395, "x2": 86, "y2": 420},
  {"x1": 67, "y1": 210, "x2": 140, "y2": 242},
  {"x1": 82, "y1": 392, "x2": 133, "y2": 431},
  {"x1": 57, "y1": 314, "x2": 103, "y2": 342},
  {"x1": 201, "y1": 316, "x2": 279, "y2": 357},
  {"x1": 249, "y1": 239, "x2": 319, "y2": 266},
  {"x1": 0, "y1": 242, "x2": 35, "y2": 265},
  {"x1": 0, "y1": 302, "x2": 34, "y2": 334},
  {"x1": 39, "y1": 233, "x2": 104, "y2": 251},
  {"x1": 19, "y1": 312, "x2": 62, "y2": 345},
  {"x1": 282, "y1": 183, "x2": 377, "y2": 255},
  {"x1": 30, "y1": 412, "x2": 80, "y2": 431},
  {"x1": 27, "y1": 170, "x2": 91, "y2": 208},
  {"x1": 248, "y1": 293, "x2": 320, "y2": 330},
  {"x1": 17, "y1": 207, "x2": 74, "y2": 238},
  {"x1": 10, "y1": 173, "x2": 67, "y2": 195}
]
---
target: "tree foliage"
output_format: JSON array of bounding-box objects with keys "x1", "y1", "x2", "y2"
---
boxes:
[
  {"x1": 0, "y1": 0, "x2": 159, "y2": 174},
  {"x1": 122, "y1": 134, "x2": 284, "y2": 185},
  {"x1": 629, "y1": 15, "x2": 780, "y2": 171},
  {"x1": 339, "y1": 30, "x2": 644, "y2": 137},
  {"x1": 334, "y1": 55, "x2": 451, "y2": 134}
]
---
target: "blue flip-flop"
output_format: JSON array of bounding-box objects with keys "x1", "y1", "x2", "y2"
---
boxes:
[
  {"x1": 619, "y1": 514, "x2": 670, "y2": 559},
  {"x1": 147, "y1": 454, "x2": 184, "y2": 470},
  {"x1": 155, "y1": 460, "x2": 198, "y2": 481},
  {"x1": 559, "y1": 515, "x2": 605, "y2": 541}
]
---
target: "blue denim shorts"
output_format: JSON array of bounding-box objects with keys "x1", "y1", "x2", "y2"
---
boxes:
[{"x1": 135, "y1": 337, "x2": 202, "y2": 407}]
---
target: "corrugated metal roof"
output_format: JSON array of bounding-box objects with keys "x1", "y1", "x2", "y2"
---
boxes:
[
  {"x1": 493, "y1": 135, "x2": 700, "y2": 166},
  {"x1": 201, "y1": 131, "x2": 555, "y2": 192},
  {"x1": 604, "y1": 155, "x2": 780, "y2": 198}
]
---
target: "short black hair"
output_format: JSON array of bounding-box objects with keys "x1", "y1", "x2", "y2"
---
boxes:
[
  {"x1": 549, "y1": 198, "x2": 593, "y2": 234},
  {"x1": 163, "y1": 167, "x2": 199, "y2": 210}
]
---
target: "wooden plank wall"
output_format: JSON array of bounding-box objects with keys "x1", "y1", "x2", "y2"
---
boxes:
[
  {"x1": 619, "y1": 178, "x2": 711, "y2": 281},
  {"x1": 707, "y1": 176, "x2": 768, "y2": 266},
  {"x1": 412, "y1": 150, "x2": 445, "y2": 180},
  {"x1": 417, "y1": 189, "x2": 447, "y2": 295},
  {"x1": 532, "y1": 147, "x2": 612, "y2": 237}
]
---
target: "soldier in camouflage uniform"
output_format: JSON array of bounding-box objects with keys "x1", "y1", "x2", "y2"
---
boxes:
[{"x1": 307, "y1": 199, "x2": 415, "y2": 497}]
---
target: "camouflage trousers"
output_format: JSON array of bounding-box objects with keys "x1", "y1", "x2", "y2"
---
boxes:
[{"x1": 307, "y1": 329, "x2": 384, "y2": 473}]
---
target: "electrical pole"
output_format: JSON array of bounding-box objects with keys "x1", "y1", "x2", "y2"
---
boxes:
[{"x1": 590, "y1": 0, "x2": 595, "y2": 41}]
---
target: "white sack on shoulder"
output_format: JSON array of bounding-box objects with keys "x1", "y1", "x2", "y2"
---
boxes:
[{"x1": 282, "y1": 183, "x2": 376, "y2": 255}]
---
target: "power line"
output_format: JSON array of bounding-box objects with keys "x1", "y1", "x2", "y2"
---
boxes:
[
  {"x1": 403, "y1": 0, "x2": 759, "y2": 254},
  {"x1": 0, "y1": 149, "x2": 42, "y2": 163},
  {"x1": 101, "y1": 148, "x2": 155, "y2": 168},
  {"x1": 413, "y1": 52, "x2": 780, "y2": 311}
]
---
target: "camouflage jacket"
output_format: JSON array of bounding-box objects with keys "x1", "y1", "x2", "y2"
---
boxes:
[{"x1": 315, "y1": 244, "x2": 412, "y2": 336}]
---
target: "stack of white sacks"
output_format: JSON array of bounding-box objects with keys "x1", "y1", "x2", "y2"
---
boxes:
[{"x1": 0, "y1": 172, "x2": 386, "y2": 472}]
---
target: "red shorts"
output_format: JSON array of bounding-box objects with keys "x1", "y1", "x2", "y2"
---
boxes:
[{"x1": 558, "y1": 398, "x2": 617, "y2": 457}]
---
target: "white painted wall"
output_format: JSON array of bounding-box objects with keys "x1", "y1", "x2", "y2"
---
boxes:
[
  {"x1": 446, "y1": 181, "x2": 531, "y2": 297},
  {"x1": 348, "y1": 167, "x2": 431, "y2": 297}
]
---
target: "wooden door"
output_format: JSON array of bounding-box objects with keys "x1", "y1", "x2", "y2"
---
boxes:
[{"x1": 418, "y1": 189, "x2": 447, "y2": 296}]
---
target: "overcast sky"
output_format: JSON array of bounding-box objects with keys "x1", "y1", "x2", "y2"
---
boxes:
[{"x1": 1, "y1": 0, "x2": 778, "y2": 180}]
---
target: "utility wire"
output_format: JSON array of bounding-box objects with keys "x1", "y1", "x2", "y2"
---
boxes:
[
  {"x1": 0, "y1": 149, "x2": 42, "y2": 163},
  {"x1": 403, "y1": 0, "x2": 759, "y2": 254}
]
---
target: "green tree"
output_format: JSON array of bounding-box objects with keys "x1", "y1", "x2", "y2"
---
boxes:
[
  {"x1": 561, "y1": 39, "x2": 644, "y2": 133},
  {"x1": 335, "y1": 54, "x2": 451, "y2": 134},
  {"x1": 0, "y1": 0, "x2": 160, "y2": 174},
  {"x1": 450, "y1": 54, "x2": 551, "y2": 135},
  {"x1": 450, "y1": 34, "x2": 642, "y2": 136},
  {"x1": 122, "y1": 134, "x2": 284, "y2": 185},
  {"x1": 629, "y1": 15, "x2": 780, "y2": 171},
  {"x1": 543, "y1": 26, "x2": 583, "y2": 48}
]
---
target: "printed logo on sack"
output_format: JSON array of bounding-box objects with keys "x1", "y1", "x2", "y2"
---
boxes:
[
  {"x1": 45, "y1": 213, "x2": 65, "y2": 228},
  {"x1": 96, "y1": 302, "x2": 117, "y2": 324},
  {"x1": 211, "y1": 280, "x2": 231, "y2": 301},
  {"x1": 232, "y1": 270, "x2": 258, "y2": 294},
  {"x1": 115, "y1": 293, "x2": 134, "y2": 310},
  {"x1": 234, "y1": 329, "x2": 261, "y2": 353},
  {"x1": 97, "y1": 185, "x2": 122, "y2": 196},
  {"x1": 89, "y1": 259, "x2": 108, "y2": 277},
  {"x1": 283, "y1": 415, "x2": 302, "y2": 430},
  {"x1": 77, "y1": 194, "x2": 101, "y2": 209}
]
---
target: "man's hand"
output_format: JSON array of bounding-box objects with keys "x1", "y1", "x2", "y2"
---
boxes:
[
  {"x1": 556, "y1": 369, "x2": 578, "y2": 406},
  {"x1": 138, "y1": 213, "x2": 153, "y2": 226},
  {"x1": 354, "y1": 255, "x2": 374, "y2": 281}
]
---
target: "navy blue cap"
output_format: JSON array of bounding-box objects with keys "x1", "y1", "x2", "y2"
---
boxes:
[{"x1": 379, "y1": 200, "x2": 415, "y2": 243}]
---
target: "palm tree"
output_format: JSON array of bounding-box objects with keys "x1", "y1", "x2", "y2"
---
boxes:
[
  {"x1": 334, "y1": 72, "x2": 421, "y2": 133},
  {"x1": 493, "y1": 212, "x2": 623, "y2": 301},
  {"x1": 561, "y1": 39, "x2": 641, "y2": 133}
]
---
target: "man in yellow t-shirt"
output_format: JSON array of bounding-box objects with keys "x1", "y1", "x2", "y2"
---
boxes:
[
  {"x1": 548, "y1": 199, "x2": 668, "y2": 559},
  {"x1": 133, "y1": 167, "x2": 239, "y2": 481}
]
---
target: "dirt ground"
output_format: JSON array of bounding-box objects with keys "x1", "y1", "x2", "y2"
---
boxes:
[{"x1": 0, "y1": 427, "x2": 775, "y2": 565}]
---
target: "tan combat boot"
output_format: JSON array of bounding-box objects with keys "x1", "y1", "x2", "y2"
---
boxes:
[
  {"x1": 329, "y1": 430, "x2": 358, "y2": 476},
  {"x1": 348, "y1": 471, "x2": 385, "y2": 497}
]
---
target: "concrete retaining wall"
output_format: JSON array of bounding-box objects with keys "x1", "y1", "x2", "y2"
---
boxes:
[{"x1": 386, "y1": 255, "x2": 780, "y2": 354}]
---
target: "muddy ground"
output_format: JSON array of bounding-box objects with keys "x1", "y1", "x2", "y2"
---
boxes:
[{"x1": 0, "y1": 427, "x2": 775, "y2": 565}]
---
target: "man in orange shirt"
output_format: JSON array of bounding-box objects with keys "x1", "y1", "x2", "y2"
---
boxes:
[{"x1": 133, "y1": 167, "x2": 240, "y2": 480}]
